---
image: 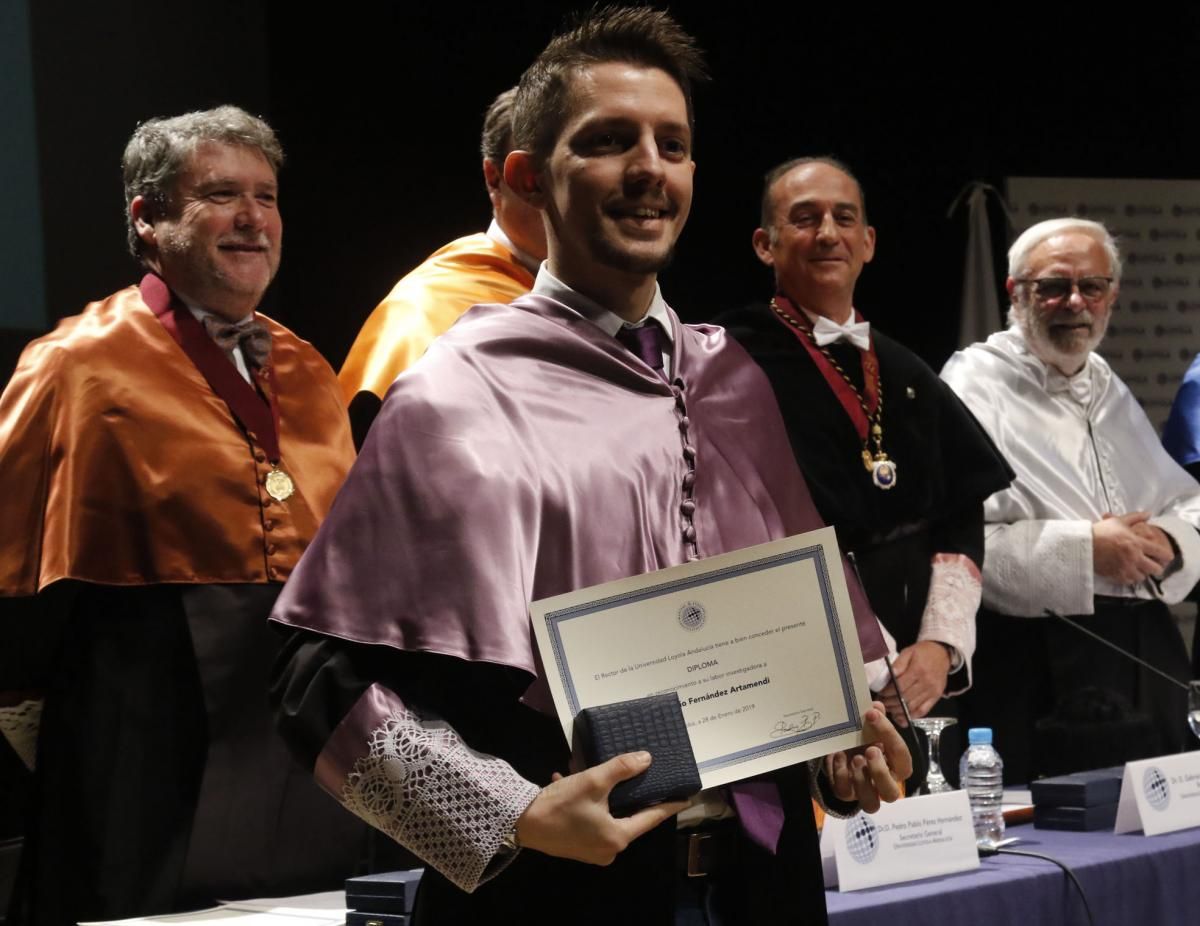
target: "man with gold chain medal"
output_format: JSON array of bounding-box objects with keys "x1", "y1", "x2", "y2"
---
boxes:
[{"x1": 718, "y1": 157, "x2": 1012, "y2": 732}]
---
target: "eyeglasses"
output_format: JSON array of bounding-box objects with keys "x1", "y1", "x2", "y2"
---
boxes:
[{"x1": 1016, "y1": 276, "x2": 1114, "y2": 304}]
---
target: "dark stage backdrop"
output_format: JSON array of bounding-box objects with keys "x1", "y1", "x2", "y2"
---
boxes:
[{"x1": 15, "y1": 2, "x2": 1200, "y2": 381}]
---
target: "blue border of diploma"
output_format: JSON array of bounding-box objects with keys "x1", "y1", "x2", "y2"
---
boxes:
[{"x1": 542, "y1": 543, "x2": 861, "y2": 773}]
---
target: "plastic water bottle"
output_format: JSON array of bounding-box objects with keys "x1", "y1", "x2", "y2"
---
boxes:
[{"x1": 959, "y1": 727, "x2": 1005, "y2": 846}]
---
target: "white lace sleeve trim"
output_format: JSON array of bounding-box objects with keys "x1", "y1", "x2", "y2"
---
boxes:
[
  {"x1": 340, "y1": 704, "x2": 541, "y2": 893},
  {"x1": 917, "y1": 553, "x2": 982, "y2": 693}
]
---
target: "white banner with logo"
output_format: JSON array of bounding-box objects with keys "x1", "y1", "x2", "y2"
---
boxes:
[
  {"x1": 1006, "y1": 177, "x2": 1200, "y2": 432},
  {"x1": 1115, "y1": 750, "x2": 1200, "y2": 836}
]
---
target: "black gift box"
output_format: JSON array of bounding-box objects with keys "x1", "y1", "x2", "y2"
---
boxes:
[
  {"x1": 1029, "y1": 766, "x2": 1124, "y2": 808},
  {"x1": 345, "y1": 869, "x2": 424, "y2": 916},
  {"x1": 1034, "y1": 801, "x2": 1120, "y2": 832},
  {"x1": 572, "y1": 693, "x2": 701, "y2": 816}
]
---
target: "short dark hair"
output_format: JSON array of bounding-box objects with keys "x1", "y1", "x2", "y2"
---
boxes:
[
  {"x1": 512, "y1": 5, "x2": 707, "y2": 165},
  {"x1": 480, "y1": 87, "x2": 520, "y2": 165},
  {"x1": 122, "y1": 105, "x2": 283, "y2": 260},
  {"x1": 760, "y1": 155, "x2": 866, "y2": 231}
]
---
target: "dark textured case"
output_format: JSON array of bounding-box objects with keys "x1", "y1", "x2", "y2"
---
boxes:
[
  {"x1": 1029, "y1": 767, "x2": 1124, "y2": 808},
  {"x1": 572, "y1": 693, "x2": 701, "y2": 816}
]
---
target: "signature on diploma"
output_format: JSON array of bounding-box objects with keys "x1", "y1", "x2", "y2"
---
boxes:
[{"x1": 769, "y1": 710, "x2": 820, "y2": 738}]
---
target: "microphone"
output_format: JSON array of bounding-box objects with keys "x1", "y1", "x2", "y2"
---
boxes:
[
  {"x1": 847, "y1": 552, "x2": 928, "y2": 792},
  {"x1": 1042, "y1": 609, "x2": 1191, "y2": 692}
]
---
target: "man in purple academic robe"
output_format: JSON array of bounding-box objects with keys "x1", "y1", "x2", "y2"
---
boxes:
[{"x1": 269, "y1": 8, "x2": 909, "y2": 924}]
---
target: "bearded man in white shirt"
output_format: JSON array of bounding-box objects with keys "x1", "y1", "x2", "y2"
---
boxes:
[{"x1": 942, "y1": 217, "x2": 1198, "y2": 784}]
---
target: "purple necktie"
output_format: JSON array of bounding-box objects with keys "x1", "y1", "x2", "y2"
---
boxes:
[
  {"x1": 730, "y1": 780, "x2": 786, "y2": 854},
  {"x1": 616, "y1": 320, "x2": 668, "y2": 381}
]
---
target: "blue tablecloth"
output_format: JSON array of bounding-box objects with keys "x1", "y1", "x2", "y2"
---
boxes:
[{"x1": 826, "y1": 822, "x2": 1200, "y2": 926}]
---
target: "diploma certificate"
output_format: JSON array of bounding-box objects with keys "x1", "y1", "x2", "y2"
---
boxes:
[{"x1": 530, "y1": 528, "x2": 871, "y2": 789}]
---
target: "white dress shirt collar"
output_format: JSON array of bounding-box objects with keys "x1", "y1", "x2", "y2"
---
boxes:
[
  {"x1": 532, "y1": 265, "x2": 674, "y2": 376},
  {"x1": 487, "y1": 219, "x2": 541, "y2": 277}
]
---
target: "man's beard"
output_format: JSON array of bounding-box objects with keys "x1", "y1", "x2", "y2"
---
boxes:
[
  {"x1": 601, "y1": 249, "x2": 676, "y2": 277},
  {"x1": 1013, "y1": 302, "x2": 1109, "y2": 375},
  {"x1": 589, "y1": 231, "x2": 677, "y2": 277},
  {"x1": 156, "y1": 227, "x2": 279, "y2": 307}
]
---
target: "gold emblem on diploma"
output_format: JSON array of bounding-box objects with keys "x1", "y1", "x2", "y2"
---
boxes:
[{"x1": 264, "y1": 466, "x2": 295, "y2": 501}]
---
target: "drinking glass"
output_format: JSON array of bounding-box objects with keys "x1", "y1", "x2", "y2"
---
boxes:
[{"x1": 911, "y1": 716, "x2": 957, "y2": 794}]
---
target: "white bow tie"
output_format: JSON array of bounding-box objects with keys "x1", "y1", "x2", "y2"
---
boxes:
[
  {"x1": 1047, "y1": 368, "x2": 1092, "y2": 406},
  {"x1": 811, "y1": 314, "x2": 871, "y2": 351}
]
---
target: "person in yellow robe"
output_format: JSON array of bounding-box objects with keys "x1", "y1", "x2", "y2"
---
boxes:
[{"x1": 339, "y1": 87, "x2": 548, "y2": 445}]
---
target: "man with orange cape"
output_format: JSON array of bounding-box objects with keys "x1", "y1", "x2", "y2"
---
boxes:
[
  {"x1": 339, "y1": 86, "x2": 547, "y2": 446},
  {"x1": 0, "y1": 106, "x2": 366, "y2": 924}
]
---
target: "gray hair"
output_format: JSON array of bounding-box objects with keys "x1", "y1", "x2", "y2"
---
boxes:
[
  {"x1": 480, "y1": 87, "x2": 519, "y2": 166},
  {"x1": 1007, "y1": 217, "x2": 1122, "y2": 284},
  {"x1": 122, "y1": 105, "x2": 284, "y2": 259}
]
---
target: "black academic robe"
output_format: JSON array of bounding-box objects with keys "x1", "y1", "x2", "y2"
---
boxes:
[
  {"x1": 717, "y1": 303, "x2": 1012, "y2": 651},
  {"x1": 6, "y1": 582, "x2": 377, "y2": 926},
  {"x1": 963, "y1": 600, "x2": 1190, "y2": 785},
  {"x1": 271, "y1": 630, "x2": 839, "y2": 926},
  {"x1": 0, "y1": 278, "x2": 377, "y2": 925}
]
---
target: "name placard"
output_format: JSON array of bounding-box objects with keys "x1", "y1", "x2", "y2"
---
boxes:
[
  {"x1": 821, "y1": 791, "x2": 979, "y2": 891},
  {"x1": 1115, "y1": 750, "x2": 1200, "y2": 836}
]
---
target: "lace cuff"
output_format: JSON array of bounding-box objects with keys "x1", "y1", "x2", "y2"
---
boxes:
[
  {"x1": 0, "y1": 697, "x2": 42, "y2": 771},
  {"x1": 982, "y1": 519, "x2": 1094, "y2": 616},
  {"x1": 917, "y1": 553, "x2": 982, "y2": 694},
  {"x1": 315, "y1": 684, "x2": 541, "y2": 893}
]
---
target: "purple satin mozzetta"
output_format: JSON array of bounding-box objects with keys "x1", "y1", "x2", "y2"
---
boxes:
[
  {"x1": 314, "y1": 683, "x2": 400, "y2": 799},
  {"x1": 271, "y1": 294, "x2": 883, "y2": 679},
  {"x1": 274, "y1": 293, "x2": 884, "y2": 860}
]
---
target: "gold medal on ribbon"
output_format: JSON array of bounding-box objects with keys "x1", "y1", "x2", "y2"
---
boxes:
[
  {"x1": 770, "y1": 296, "x2": 899, "y2": 491},
  {"x1": 264, "y1": 466, "x2": 295, "y2": 501}
]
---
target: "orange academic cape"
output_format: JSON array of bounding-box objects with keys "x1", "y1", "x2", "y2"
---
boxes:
[
  {"x1": 0, "y1": 274, "x2": 354, "y2": 595},
  {"x1": 339, "y1": 233, "x2": 534, "y2": 402}
]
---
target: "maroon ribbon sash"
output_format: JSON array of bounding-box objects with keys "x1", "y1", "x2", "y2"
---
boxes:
[
  {"x1": 770, "y1": 293, "x2": 879, "y2": 443},
  {"x1": 142, "y1": 274, "x2": 283, "y2": 463}
]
